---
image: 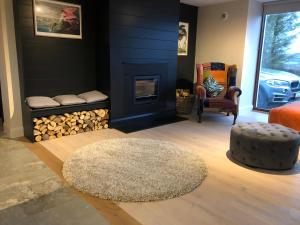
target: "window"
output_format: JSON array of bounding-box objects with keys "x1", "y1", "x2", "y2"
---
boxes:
[{"x1": 254, "y1": 0, "x2": 300, "y2": 110}]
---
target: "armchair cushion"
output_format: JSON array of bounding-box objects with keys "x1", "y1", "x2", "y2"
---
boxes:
[
  {"x1": 203, "y1": 75, "x2": 224, "y2": 97},
  {"x1": 204, "y1": 97, "x2": 235, "y2": 110}
]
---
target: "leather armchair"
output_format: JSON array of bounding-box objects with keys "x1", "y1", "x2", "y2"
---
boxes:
[{"x1": 195, "y1": 63, "x2": 242, "y2": 125}]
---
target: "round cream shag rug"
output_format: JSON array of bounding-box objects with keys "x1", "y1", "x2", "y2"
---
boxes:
[{"x1": 62, "y1": 138, "x2": 207, "y2": 202}]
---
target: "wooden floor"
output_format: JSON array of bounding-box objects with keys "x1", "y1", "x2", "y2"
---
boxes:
[{"x1": 26, "y1": 111, "x2": 300, "y2": 225}]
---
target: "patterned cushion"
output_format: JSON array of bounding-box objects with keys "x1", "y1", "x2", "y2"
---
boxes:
[{"x1": 203, "y1": 75, "x2": 224, "y2": 97}]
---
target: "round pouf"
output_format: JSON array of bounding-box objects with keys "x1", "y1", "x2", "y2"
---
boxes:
[
  {"x1": 230, "y1": 122, "x2": 300, "y2": 170},
  {"x1": 62, "y1": 138, "x2": 207, "y2": 202}
]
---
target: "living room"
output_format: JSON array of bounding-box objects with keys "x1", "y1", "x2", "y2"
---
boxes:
[{"x1": 0, "y1": 0, "x2": 299, "y2": 224}]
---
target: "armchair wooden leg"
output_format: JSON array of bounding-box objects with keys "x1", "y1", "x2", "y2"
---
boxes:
[
  {"x1": 198, "y1": 112, "x2": 202, "y2": 123},
  {"x1": 198, "y1": 99, "x2": 204, "y2": 123},
  {"x1": 233, "y1": 112, "x2": 237, "y2": 125}
]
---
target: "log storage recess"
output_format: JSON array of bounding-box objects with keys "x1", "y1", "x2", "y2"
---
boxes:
[{"x1": 33, "y1": 109, "x2": 109, "y2": 142}]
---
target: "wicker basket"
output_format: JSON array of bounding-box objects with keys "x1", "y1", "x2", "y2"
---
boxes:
[{"x1": 176, "y1": 95, "x2": 195, "y2": 115}]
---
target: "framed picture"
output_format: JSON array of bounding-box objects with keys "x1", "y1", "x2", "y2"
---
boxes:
[
  {"x1": 178, "y1": 22, "x2": 189, "y2": 56},
  {"x1": 33, "y1": 0, "x2": 82, "y2": 39}
]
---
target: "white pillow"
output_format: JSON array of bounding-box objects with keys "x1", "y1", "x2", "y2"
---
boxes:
[
  {"x1": 78, "y1": 90, "x2": 108, "y2": 103},
  {"x1": 26, "y1": 96, "x2": 60, "y2": 109},
  {"x1": 53, "y1": 95, "x2": 86, "y2": 106}
]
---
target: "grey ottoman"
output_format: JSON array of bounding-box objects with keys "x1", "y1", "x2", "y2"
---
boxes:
[{"x1": 230, "y1": 122, "x2": 300, "y2": 170}]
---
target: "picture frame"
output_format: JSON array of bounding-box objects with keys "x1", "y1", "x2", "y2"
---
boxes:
[
  {"x1": 33, "y1": 0, "x2": 82, "y2": 39},
  {"x1": 178, "y1": 22, "x2": 189, "y2": 56}
]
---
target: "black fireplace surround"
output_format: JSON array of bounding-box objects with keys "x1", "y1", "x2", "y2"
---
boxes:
[
  {"x1": 109, "y1": 0, "x2": 179, "y2": 126},
  {"x1": 122, "y1": 63, "x2": 170, "y2": 117}
]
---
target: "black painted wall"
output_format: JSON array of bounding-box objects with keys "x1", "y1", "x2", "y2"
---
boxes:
[
  {"x1": 14, "y1": 0, "x2": 181, "y2": 125},
  {"x1": 177, "y1": 3, "x2": 198, "y2": 92},
  {"x1": 13, "y1": 0, "x2": 108, "y2": 98},
  {"x1": 109, "y1": 0, "x2": 180, "y2": 122}
]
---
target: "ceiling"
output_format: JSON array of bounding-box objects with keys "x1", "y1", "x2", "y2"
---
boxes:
[
  {"x1": 180, "y1": 0, "x2": 278, "y2": 7},
  {"x1": 180, "y1": 0, "x2": 235, "y2": 7}
]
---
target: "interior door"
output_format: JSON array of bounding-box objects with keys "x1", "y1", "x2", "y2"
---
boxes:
[{"x1": 254, "y1": 1, "x2": 300, "y2": 110}]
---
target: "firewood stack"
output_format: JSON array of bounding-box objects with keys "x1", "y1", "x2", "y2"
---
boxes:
[{"x1": 33, "y1": 109, "x2": 109, "y2": 142}]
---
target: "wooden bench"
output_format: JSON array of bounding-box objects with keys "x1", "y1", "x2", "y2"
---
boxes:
[{"x1": 23, "y1": 100, "x2": 110, "y2": 142}]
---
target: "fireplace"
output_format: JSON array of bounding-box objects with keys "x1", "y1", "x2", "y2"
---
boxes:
[
  {"x1": 135, "y1": 76, "x2": 159, "y2": 103},
  {"x1": 120, "y1": 63, "x2": 171, "y2": 118}
]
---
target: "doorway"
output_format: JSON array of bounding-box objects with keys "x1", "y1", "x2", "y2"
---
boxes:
[{"x1": 254, "y1": 2, "x2": 300, "y2": 111}]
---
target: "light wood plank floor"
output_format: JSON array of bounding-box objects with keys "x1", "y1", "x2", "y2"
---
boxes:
[{"x1": 29, "y1": 111, "x2": 300, "y2": 225}]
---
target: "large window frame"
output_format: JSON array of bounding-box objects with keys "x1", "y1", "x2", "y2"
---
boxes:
[{"x1": 253, "y1": 0, "x2": 300, "y2": 111}]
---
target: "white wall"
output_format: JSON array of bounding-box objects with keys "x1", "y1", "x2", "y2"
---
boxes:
[
  {"x1": 195, "y1": 0, "x2": 263, "y2": 111},
  {"x1": 0, "y1": 0, "x2": 24, "y2": 137},
  {"x1": 240, "y1": 0, "x2": 263, "y2": 111},
  {"x1": 195, "y1": 0, "x2": 249, "y2": 86}
]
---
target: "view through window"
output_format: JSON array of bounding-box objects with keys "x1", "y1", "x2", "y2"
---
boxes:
[{"x1": 256, "y1": 11, "x2": 300, "y2": 110}]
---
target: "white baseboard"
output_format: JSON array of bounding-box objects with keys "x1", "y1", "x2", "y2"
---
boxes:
[
  {"x1": 3, "y1": 122, "x2": 24, "y2": 138},
  {"x1": 239, "y1": 105, "x2": 253, "y2": 114}
]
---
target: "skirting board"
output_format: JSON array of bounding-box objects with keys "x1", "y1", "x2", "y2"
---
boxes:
[
  {"x1": 3, "y1": 123, "x2": 24, "y2": 138},
  {"x1": 239, "y1": 105, "x2": 253, "y2": 113}
]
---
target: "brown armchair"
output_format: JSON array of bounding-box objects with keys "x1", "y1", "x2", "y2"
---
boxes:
[{"x1": 195, "y1": 63, "x2": 242, "y2": 125}]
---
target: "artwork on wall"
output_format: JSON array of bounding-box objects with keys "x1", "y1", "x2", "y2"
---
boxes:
[
  {"x1": 178, "y1": 22, "x2": 189, "y2": 56},
  {"x1": 33, "y1": 0, "x2": 82, "y2": 39}
]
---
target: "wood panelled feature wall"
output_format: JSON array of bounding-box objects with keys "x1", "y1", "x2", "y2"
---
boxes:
[
  {"x1": 13, "y1": 0, "x2": 181, "y2": 129},
  {"x1": 13, "y1": 0, "x2": 108, "y2": 98}
]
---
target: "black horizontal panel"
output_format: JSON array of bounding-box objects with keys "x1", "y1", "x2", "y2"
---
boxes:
[
  {"x1": 18, "y1": 18, "x2": 35, "y2": 29},
  {"x1": 120, "y1": 48, "x2": 177, "y2": 59},
  {"x1": 17, "y1": 5, "x2": 33, "y2": 18},
  {"x1": 121, "y1": 59, "x2": 176, "y2": 65},
  {"x1": 111, "y1": 26, "x2": 178, "y2": 42},
  {"x1": 110, "y1": 0, "x2": 179, "y2": 19},
  {"x1": 118, "y1": 37, "x2": 177, "y2": 50},
  {"x1": 24, "y1": 82, "x2": 96, "y2": 97},
  {"x1": 110, "y1": 14, "x2": 178, "y2": 32}
]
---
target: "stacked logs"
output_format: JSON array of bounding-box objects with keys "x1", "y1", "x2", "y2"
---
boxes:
[{"x1": 33, "y1": 109, "x2": 109, "y2": 142}]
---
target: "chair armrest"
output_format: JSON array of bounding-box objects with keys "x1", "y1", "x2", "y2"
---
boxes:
[
  {"x1": 226, "y1": 86, "x2": 242, "y2": 105},
  {"x1": 195, "y1": 84, "x2": 206, "y2": 99}
]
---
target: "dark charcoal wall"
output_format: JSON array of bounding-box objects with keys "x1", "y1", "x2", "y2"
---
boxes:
[
  {"x1": 109, "y1": 0, "x2": 180, "y2": 121},
  {"x1": 177, "y1": 3, "x2": 198, "y2": 92},
  {"x1": 13, "y1": 0, "x2": 108, "y2": 98}
]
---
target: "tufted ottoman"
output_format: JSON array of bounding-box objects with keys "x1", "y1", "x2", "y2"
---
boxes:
[{"x1": 230, "y1": 122, "x2": 300, "y2": 170}]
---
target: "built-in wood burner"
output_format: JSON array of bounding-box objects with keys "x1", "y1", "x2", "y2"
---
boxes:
[
  {"x1": 118, "y1": 63, "x2": 171, "y2": 120},
  {"x1": 135, "y1": 76, "x2": 160, "y2": 104}
]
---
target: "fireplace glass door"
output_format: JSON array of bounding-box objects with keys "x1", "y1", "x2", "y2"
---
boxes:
[{"x1": 135, "y1": 76, "x2": 159, "y2": 103}]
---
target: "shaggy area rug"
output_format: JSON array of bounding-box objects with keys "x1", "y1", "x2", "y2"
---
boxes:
[{"x1": 62, "y1": 138, "x2": 207, "y2": 202}]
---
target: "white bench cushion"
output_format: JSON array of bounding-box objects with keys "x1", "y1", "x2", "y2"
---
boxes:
[
  {"x1": 53, "y1": 95, "x2": 86, "y2": 106},
  {"x1": 26, "y1": 96, "x2": 60, "y2": 109},
  {"x1": 78, "y1": 90, "x2": 108, "y2": 103}
]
